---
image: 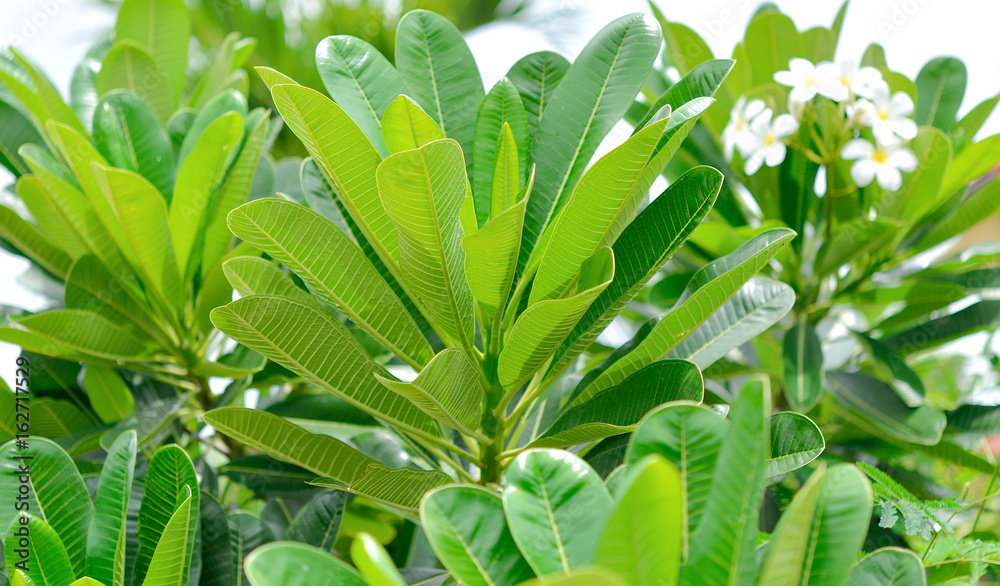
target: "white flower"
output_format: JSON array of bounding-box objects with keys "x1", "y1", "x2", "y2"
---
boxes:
[
  {"x1": 774, "y1": 58, "x2": 831, "y2": 103},
  {"x1": 722, "y1": 96, "x2": 766, "y2": 162},
  {"x1": 787, "y1": 92, "x2": 805, "y2": 121},
  {"x1": 742, "y1": 109, "x2": 799, "y2": 175},
  {"x1": 841, "y1": 137, "x2": 918, "y2": 191},
  {"x1": 817, "y1": 60, "x2": 883, "y2": 102},
  {"x1": 854, "y1": 81, "x2": 918, "y2": 144}
]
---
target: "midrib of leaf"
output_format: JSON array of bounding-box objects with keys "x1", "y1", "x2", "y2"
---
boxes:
[
  {"x1": 417, "y1": 147, "x2": 473, "y2": 352},
  {"x1": 545, "y1": 20, "x2": 632, "y2": 226},
  {"x1": 338, "y1": 45, "x2": 380, "y2": 123},
  {"x1": 795, "y1": 325, "x2": 807, "y2": 405},
  {"x1": 418, "y1": 26, "x2": 447, "y2": 134},
  {"x1": 235, "y1": 210, "x2": 424, "y2": 368},
  {"x1": 539, "y1": 476, "x2": 571, "y2": 573},
  {"x1": 440, "y1": 512, "x2": 496, "y2": 586},
  {"x1": 679, "y1": 416, "x2": 690, "y2": 560},
  {"x1": 218, "y1": 302, "x2": 439, "y2": 443},
  {"x1": 832, "y1": 384, "x2": 923, "y2": 441},
  {"x1": 925, "y1": 70, "x2": 950, "y2": 126}
]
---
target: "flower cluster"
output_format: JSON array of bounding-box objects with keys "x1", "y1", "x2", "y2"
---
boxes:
[{"x1": 723, "y1": 57, "x2": 919, "y2": 191}]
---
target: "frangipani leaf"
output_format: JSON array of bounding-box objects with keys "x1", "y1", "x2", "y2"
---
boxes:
[
  {"x1": 848, "y1": 547, "x2": 926, "y2": 586},
  {"x1": 245, "y1": 541, "x2": 365, "y2": 586},
  {"x1": 420, "y1": 485, "x2": 534, "y2": 586},
  {"x1": 827, "y1": 371, "x2": 945, "y2": 445},
  {"x1": 768, "y1": 412, "x2": 824, "y2": 478},
  {"x1": 5, "y1": 513, "x2": 76, "y2": 586},
  {"x1": 782, "y1": 321, "x2": 824, "y2": 412},
  {"x1": 380, "y1": 94, "x2": 446, "y2": 154},
  {"x1": 86, "y1": 430, "x2": 136, "y2": 586}
]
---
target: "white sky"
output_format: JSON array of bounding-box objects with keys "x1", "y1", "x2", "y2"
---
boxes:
[{"x1": 1, "y1": 0, "x2": 999, "y2": 385}]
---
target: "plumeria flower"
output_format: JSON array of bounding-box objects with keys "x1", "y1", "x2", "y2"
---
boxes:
[
  {"x1": 774, "y1": 58, "x2": 831, "y2": 102},
  {"x1": 816, "y1": 60, "x2": 883, "y2": 102},
  {"x1": 854, "y1": 81, "x2": 918, "y2": 144},
  {"x1": 742, "y1": 109, "x2": 799, "y2": 175},
  {"x1": 841, "y1": 137, "x2": 918, "y2": 191},
  {"x1": 787, "y1": 92, "x2": 805, "y2": 121},
  {"x1": 721, "y1": 96, "x2": 766, "y2": 162}
]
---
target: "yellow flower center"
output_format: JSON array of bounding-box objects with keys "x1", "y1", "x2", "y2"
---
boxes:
[
  {"x1": 872, "y1": 149, "x2": 889, "y2": 164},
  {"x1": 805, "y1": 75, "x2": 816, "y2": 86},
  {"x1": 764, "y1": 132, "x2": 777, "y2": 147},
  {"x1": 877, "y1": 108, "x2": 889, "y2": 122}
]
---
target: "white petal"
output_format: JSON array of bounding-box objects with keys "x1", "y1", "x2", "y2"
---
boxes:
[
  {"x1": 816, "y1": 61, "x2": 842, "y2": 81},
  {"x1": 745, "y1": 99, "x2": 766, "y2": 119},
  {"x1": 789, "y1": 85, "x2": 818, "y2": 103},
  {"x1": 765, "y1": 143, "x2": 787, "y2": 167},
  {"x1": 870, "y1": 80, "x2": 891, "y2": 105},
  {"x1": 850, "y1": 159, "x2": 877, "y2": 187},
  {"x1": 744, "y1": 150, "x2": 766, "y2": 175},
  {"x1": 876, "y1": 165, "x2": 903, "y2": 191},
  {"x1": 774, "y1": 70, "x2": 799, "y2": 87},
  {"x1": 730, "y1": 96, "x2": 747, "y2": 118},
  {"x1": 773, "y1": 114, "x2": 799, "y2": 138},
  {"x1": 888, "y1": 118, "x2": 918, "y2": 140},
  {"x1": 735, "y1": 131, "x2": 760, "y2": 158},
  {"x1": 888, "y1": 147, "x2": 919, "y2": 172},
  {"x1": 889, "y1": 91, "x2": 914, "y2": 117},
  {"x1": 841, "y1": 138, "x2": 875, "y2": 160},
  {"x1": 750, "y1": 109, "x2": 774, "y2": 133},
  {"x1": 872, "y1": 125, "x2": 899, "y2": 147},
  {"x1": 789, "y1": 58, "x2": 815, "y2": 75},
  {"x1": 818, "y1": 81, "x2": 849, "y2": 102}
]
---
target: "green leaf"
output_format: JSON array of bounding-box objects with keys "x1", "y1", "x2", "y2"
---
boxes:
[
  {"x1": 632, "y1": 59, "x2": 735, "y2": 133},
  {"x1": 245, "y1": 541, "x2": 366, "y2": 586},
  {"x1": 656, "y1": 11, "x2": 714, "y2": 76},
  {"x1": 506, "y1": 51, "x2": 570, "y2": 142},
  {"x1": 170, "y1": 111, "x2": 243, "y2": 275},
  {"x1": 596, "y1": 455, "x2": 682, "y2": 586},
  {"x1": 227, "y1": 198, "x2": 433, "y2": 368},
  {"x1": 316, "y1": 35, "x2": 404, "y2": 157},
  {"x1": 378, "y1": 139, "x2": 475, "y2": 349},
  {"x1": 351, "y1": 533, "x2": 407, "y2": 586},
  {"x1": 0, "y1": 99, "x2": 44, "y2": 177},
  {"x1": 420, "y1": 485, "x2": 535, "y2": 586},
  {"x1": 668, "y1": 277, "x2": 795, "y2": 369},
  {"x1": 265, "y1": 82, "x2": 400, "y2": 275},
  {"x1": 97, "y1": 41, "x2": 173, "y2": 123},
  {"x1": 82, "y1": 365, "x2": 136, "y2": 424},
  {"x1": 113, "y1": 0, "x2": 190, "y2": 108},
  {"x1": 768, "y1": 412, "x2": 824, "y2": 478},
  {"x1": 498, "y1": 247, "x2": 614, "y2": 392},
  {"x1": 219, "y1": 454, "x2": 316, "y2": 498},
  {"x1": 0, "y1": 438, "x2": 93, "y2": 577},
  {"x1": 222, "y1": 256, "x2": 312, "y2": 303},
  {"x1": 204, "y1": 408, "x2": 375, "y2": 486},
  {"x1": 848, "y1": 547, "x2": 927, "y2": 586},
  {"x1": 532, "y1": 101, "x2": 707, "y2": 304},
  {"x1": 14, "y1": 310, "x2": 149, "y2": 361},
  {"x1": 374, "y1": 348, "x2": 485, "y2": 435},
  {"x1": 141, "y1": 488, "x2": 194, "y2": 586},
  {"x1": 827, "y1": 371, "x2": 945, "y2": 445},
  {"x1": 490, "y1": 123, "x2": 523, "y2": 219},
  {"x1": 503, "y1": 449, "x2": 614, "y2": 576},
  {"x1": 516, "y1": 569, "x2": 627, "y2": 586},
  {"x1": 210, "y1": 296, "x2": 439, "y2": 437},
  {"x1": 744, "y1": 11, "x2": 802, "y2": 87},
  {"x1": 854, "y1": 331, "x2": 925, "y2": 407},
  {"x1": 473, "y1": 79, "x2": 528, "y2": 226},
  {"x1": 953, "y1": 93, "x2": 1000, "y2": 149},
  {"x1": 228, "y1": 512, "x2": 276, "y2": 585},
  {"x1": 1, "y1": 49, "x2": 86, "y2": 136},
  {"x1": 99, "y1": 395, "x2": 187, "y2": 452},
  {"x1": 16, "y1": 173, "x2": 88, "y2": 259},
  {"x1": 757, "y1": 464, "x2": 873, "y2": 586},
  {"x1": 93, "y1": 165, "x2": 184, "y2": 314},
  {"x1": 394, "y1": 9, "x2": 484, "y2": 163},
  {"x1": 915, "y1": 57, "x2": 966, "y2": 132},
  {"x1": 683, "y1": 378, "x2": 770, "y2": 586},
  {"x1": 548, "y1": 167, "x2": 722, "y2": 382},
  {"x1": 520, "y1": 14, "x2": 660, "y2": 275},
  {"x1": 580, "y1": 229, "x2": 793, "y2": 400},
  {"x1": 918, "y1": 178, "x2": 1000, "y2": 250},
  {"x1": 0, "y1": 204, "x2": 72, "y2": 279},
  {"x1": 883, "y1": 300, "x2": 1000, "y2": 356},
  {"x1": 198, "y1": 492, "x2": 234, "y2": 586},
  {"x1": 5, "y1": 513, "x2": 76, "y2": 586},
  {"x1": 626, "y1": 402, "x2": 726, "y2": 558},
  {"x1": 200, "y1": 112, "x2": 270, "y2": 278},
  {"x1": 379, "y1": 94, "x2": 446, "y2": 154},
  {"x1": 133, "y1": 445, "x2": 199, "y2": 586},
  {"x1": 92, "y1": 92, "x2": 174, "y2": 197},
  {"x1": 462, "y1": 197, "x2": 527, "y2": 316},
  {"x1": 532, "y1": 360, "x2": 703, "y2": 449},
  {"x1": 205, "y1": 408, "x2": 447, "y2": 512},
  {"x1": 286, "y1": 490, "x2": 349, "y2": 552},
  {"x1": 782, "y1": 321, "x2": 824, "y2": 412},
  {"x1": 86, "y1": 430, "x2": 136, "y2": 586},
  {"x1": 815, "y1": 219, "x2": 900, "y2": 277},
  {"x1": 938, "y1": 133, "x2": 1000, "y2": 200},
  {"x1": 177, "y1": 89, "x2": 248, "y2": 165},
  {"x1": 876, "y1": 128, "x2": 952, "y2": 227}
]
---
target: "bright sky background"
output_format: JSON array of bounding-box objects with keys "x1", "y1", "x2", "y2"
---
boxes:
[{"x1": 1, "y1": 0, "x2": 998, "y2": 385}]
